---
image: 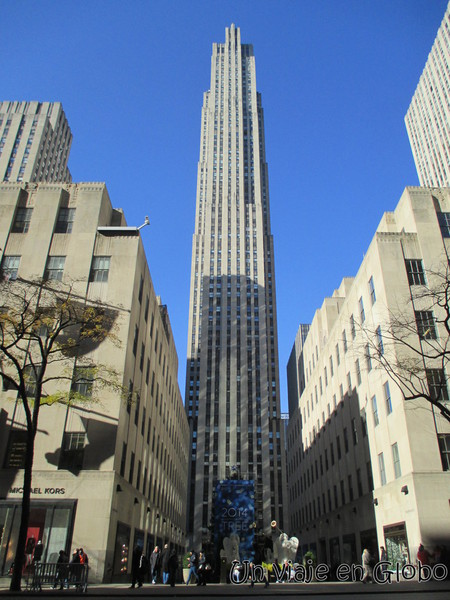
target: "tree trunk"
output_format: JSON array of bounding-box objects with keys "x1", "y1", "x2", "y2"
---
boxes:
[{"x1": 10, "y1": 428, "x2": 35, "y2": 592}]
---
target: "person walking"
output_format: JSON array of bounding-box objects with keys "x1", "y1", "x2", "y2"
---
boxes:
[
  {"x1": 161, "y1": 544, "x2": 170, "y2": 584},
  {"x1": 197, "y1": 551, "x2": 207, "y2": 586},
  {"x1": 168, "y1": 548, "x2": 178, "y2": 587},
  {"x1": 53, "y1": 550, "x2": 69, "y2": 590},
  {"x1": 150, "y1": 546, "x2": 161, "y2": 584},
  {"x1": 362, "y1": 548, "x2": 373, "y2": 583},
  {"x1": 185, "y1": 550, "x2": 198, "y2": 585},
  {"x1": 130, "y1": 546, "x2": 145, "y2": 589}
]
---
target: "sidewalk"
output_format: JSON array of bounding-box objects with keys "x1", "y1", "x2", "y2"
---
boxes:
[{"x1": 1, "y1": 578, "x2": 450, "y2": 596}]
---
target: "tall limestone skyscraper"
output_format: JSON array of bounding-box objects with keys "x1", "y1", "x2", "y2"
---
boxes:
[
  {"x1": 185, "y1": 25, "x2": 287, "y2": 547},
  {"x1": 405, "y1": 3, "x2": 450, "y2": 187}
]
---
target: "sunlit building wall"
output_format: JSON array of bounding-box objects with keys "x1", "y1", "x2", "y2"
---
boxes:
[
  {"x1": 0, "y1": 102, "x2": 72, "y2": 183},
  {"x1": 287, "y1": 187, "x2": 450, "y2": 568},
  {"x1": 405, "y1": 4, "x2": 450, "y2": 187},
  {"x1": 0, "y1": 182, "x2": 189, "y2": 582}
]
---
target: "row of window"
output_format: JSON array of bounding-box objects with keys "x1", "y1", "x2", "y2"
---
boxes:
[
  {"x1": 11, "y1": 206, "x2": 75, "y2": 234},
  {"x1": 1, "y1": 254, "x2": 110, "y2": 283}
]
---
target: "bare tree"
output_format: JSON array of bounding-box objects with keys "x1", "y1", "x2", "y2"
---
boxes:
[
  {"x1": 0, "y1": 277, "x2": 124, "y2": 591},
  {"x1": 361, "y1": 264, "x2": 450, "y2": 424}
]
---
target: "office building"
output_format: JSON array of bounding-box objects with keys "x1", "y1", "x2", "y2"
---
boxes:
[
  {"x1": 405, "y1": 4, "x2": 450, "y2": 187},
  {"x1": 287, "y1": 187, "x2": 450, "y2": 569},
  {"x1": 0, "y1": 182, "x2": 189, "y2": 582},
  {"x1": 185, "y1": 25, "x2": 287, "y2": 548},
  {"x1": 287, "y1": 324, "x2": 310, "y2": 418},
  {"x1": 0, "y1": 101, "x2": 72, "y2": 183}
]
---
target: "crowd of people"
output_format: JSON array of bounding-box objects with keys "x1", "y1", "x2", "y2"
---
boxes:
[{"x1": 130, "y1": 544, "x2": 179, "y2": 588}]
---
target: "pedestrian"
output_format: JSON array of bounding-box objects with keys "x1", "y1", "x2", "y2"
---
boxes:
[
  {"x1": 197, "y1": 551, "x2": 207, "y2": 586},
  {"x1": 150, "y1": 545, "x2": 161, "y2": 584},
  {"x1": 417, "y1": 543, "x2": 430, "y2": 565},
  {"x1": 78, "y1": 548, "x2": 89, "y2": 565},
  {"x1": 161, "y1": 543, "x2": 170, "y2": 584},
  {"x1": 185, "y1": 550, "x2": 198, "y2": 585},
  {"x1": 69, "y1": 549, "x2": 80, "y2": 587},
  {"x1": 168, "y1": 548, "x2": 178, "y2": 587},
  {"x1": 362, "y1": 548, "x2": 373, "y2": 583},
  {"x1": 130, "y1": 546, "x2": 145, "y2": 589},
  {"x1": 53, "y1": 550, "x2": 69, "y2": 590},
  {"x1": 380, "y1": 546, "x2": 388, "y2": 575}
]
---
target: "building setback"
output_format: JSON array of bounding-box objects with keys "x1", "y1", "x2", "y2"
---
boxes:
[
  {"x1": 287, "y1": 187, "x2": 450, "y2": 570},
  {"x1": 405, "y1": 3, "x2": 450, "y2": 187},
  {"x1": 0, "y1": 182, "x2": 189, "y2": 582},
  {"x1": 0, "y1": 102, "x2": 72, "y2": 183},
  {"x1": 185, "y1": 25, "x2": 287, "y2": 548}
]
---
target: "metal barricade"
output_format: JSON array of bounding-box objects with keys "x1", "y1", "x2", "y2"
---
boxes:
[{"x1": 25, "y1": 562, "x2": 89, "y2": 592}]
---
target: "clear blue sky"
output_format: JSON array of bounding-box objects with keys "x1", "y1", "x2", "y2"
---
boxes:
[{"x1": 1, "y1": 0, "x2": 447, "y2": 411}]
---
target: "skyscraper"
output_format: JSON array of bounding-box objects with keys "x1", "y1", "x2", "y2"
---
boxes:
[
  {"x1": 0, "y1": 101, "x2": 72, "y2": 183},
  {"x1": 185, "y1": 25, "x2": 287, "y2": 547},
  {"x1": 405, "y1": 3, "x2": 450, "y2": 187}
]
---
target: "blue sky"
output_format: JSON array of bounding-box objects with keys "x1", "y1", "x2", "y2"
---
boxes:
[{"x1": 1, "y1": 0, "x2": 447, "y2": 410}]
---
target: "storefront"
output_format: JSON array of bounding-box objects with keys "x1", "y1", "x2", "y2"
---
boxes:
[
  {"x1": 383, "y1": 522, "x2": 410, "y2": 569},
  {"x1": 0, "y1": 500, "x2": 76, "y2": 575}
]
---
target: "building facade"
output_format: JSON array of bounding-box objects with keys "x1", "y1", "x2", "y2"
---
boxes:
[
  {"x1": 287, "y1": 324, "x2": 310, "y2": 418},
  {"x1": 287, "y1": 187, "x2": 450, "y2": 571},
  {"x1": 405, "y1": 3, "x2": 450, "y2": 187},
  {"x1": 0, "y1": 182, "x2": 189, "y2": 582},
  {"x1": 185, "y1": 25, "x2": 287, "y2": 548},
  {"x1": 0, "y1": 101, "x2": 72, "y2": 183}
]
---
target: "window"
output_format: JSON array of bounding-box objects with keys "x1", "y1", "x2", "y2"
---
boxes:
[
  {"x1": 405, "y1": 259, "x2": 426, "y2": 285},
  {"x1": 342, "y1": 330, "x2": 347, "y2": 352},
  {"x1": 71, "y1": 367, "x2": 93, "y2": 398},
  {"x1": 356, "y1": 359, "x2": 361, "y2": 386},
  {"x1": 376, "y1": 326, "x2": 384, "y2": 355},
  {"x1": 138, "y1": 276, "x2": 144, "y2": 303},
  {"x1": 367, "y1": 461, "x2": 374, "y2": 491},
  {"x1": 359, "y1": 297, "x2": 365, "y2": 323},
  {"x1": 351, "y1": 418, "x2": 358, "y2": 445},
  {"x1": 392, "y1": 443, "x2": 401, "y2": 478},
  {"x1": 59, "y1": 432, "x2": 85, "y2": 470},
  {"x1": 120, "y1": 442, "x2": 127, "y2": 477},
  {"x1": 365, "y1": 344, "x2": 372, "y2": 372},
  {"x1": 24, "y1": 365, "x2": 37, "y2": 398},
  {"x1": 12, "y1": 207, "x2": 33, "y2": 233},
  {"x1": 415, "y1": 311, "x2": 437, "y2": 340},
  {"x1": 438, "y1": 434, "x2": 450, "y2": 470},
  {"x1": 372, "y1": 395, "x2": 379, "y2": 426},
  {"x1": 426, "y1": 369, "x2": 449, "y2": 401},
  {"x1": 336, "y1": 343, "x2": 340, "y2": 366},
  {"x1": 384, "y1": 381, "x2": 392, "y2": 414},
  {"x1": 55, "y1": 208, "x2": 75, "y2": 233},
  {"x1": 378, "y1": 452, "x2": 386, "y2": 486},
  {"x1": 369, "y1": 276, "x2": 376, "y2": 305},
  {"x1": 437, "y1": 212, "x2": 450, "y2": 238},
  {"x1": 44, "y1": 256, "x2": 65, "y2": 281},
  {"x1": 350, "y1": 314, "x2": 356, "y2": 339},
  {"x1": 1, "y1": 255, "x2": 20, "y2": 280},
  {"x1": 89, "y1": 256, "x2": 110, "y2": 283},
  {"x1": 6, "y1": 430, "x2": 27, "y2": 467}
]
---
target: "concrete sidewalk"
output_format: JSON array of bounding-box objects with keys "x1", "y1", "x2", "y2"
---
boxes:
[{"x1": 1, "y1": 578, "x2": 450, "y2": 596}]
